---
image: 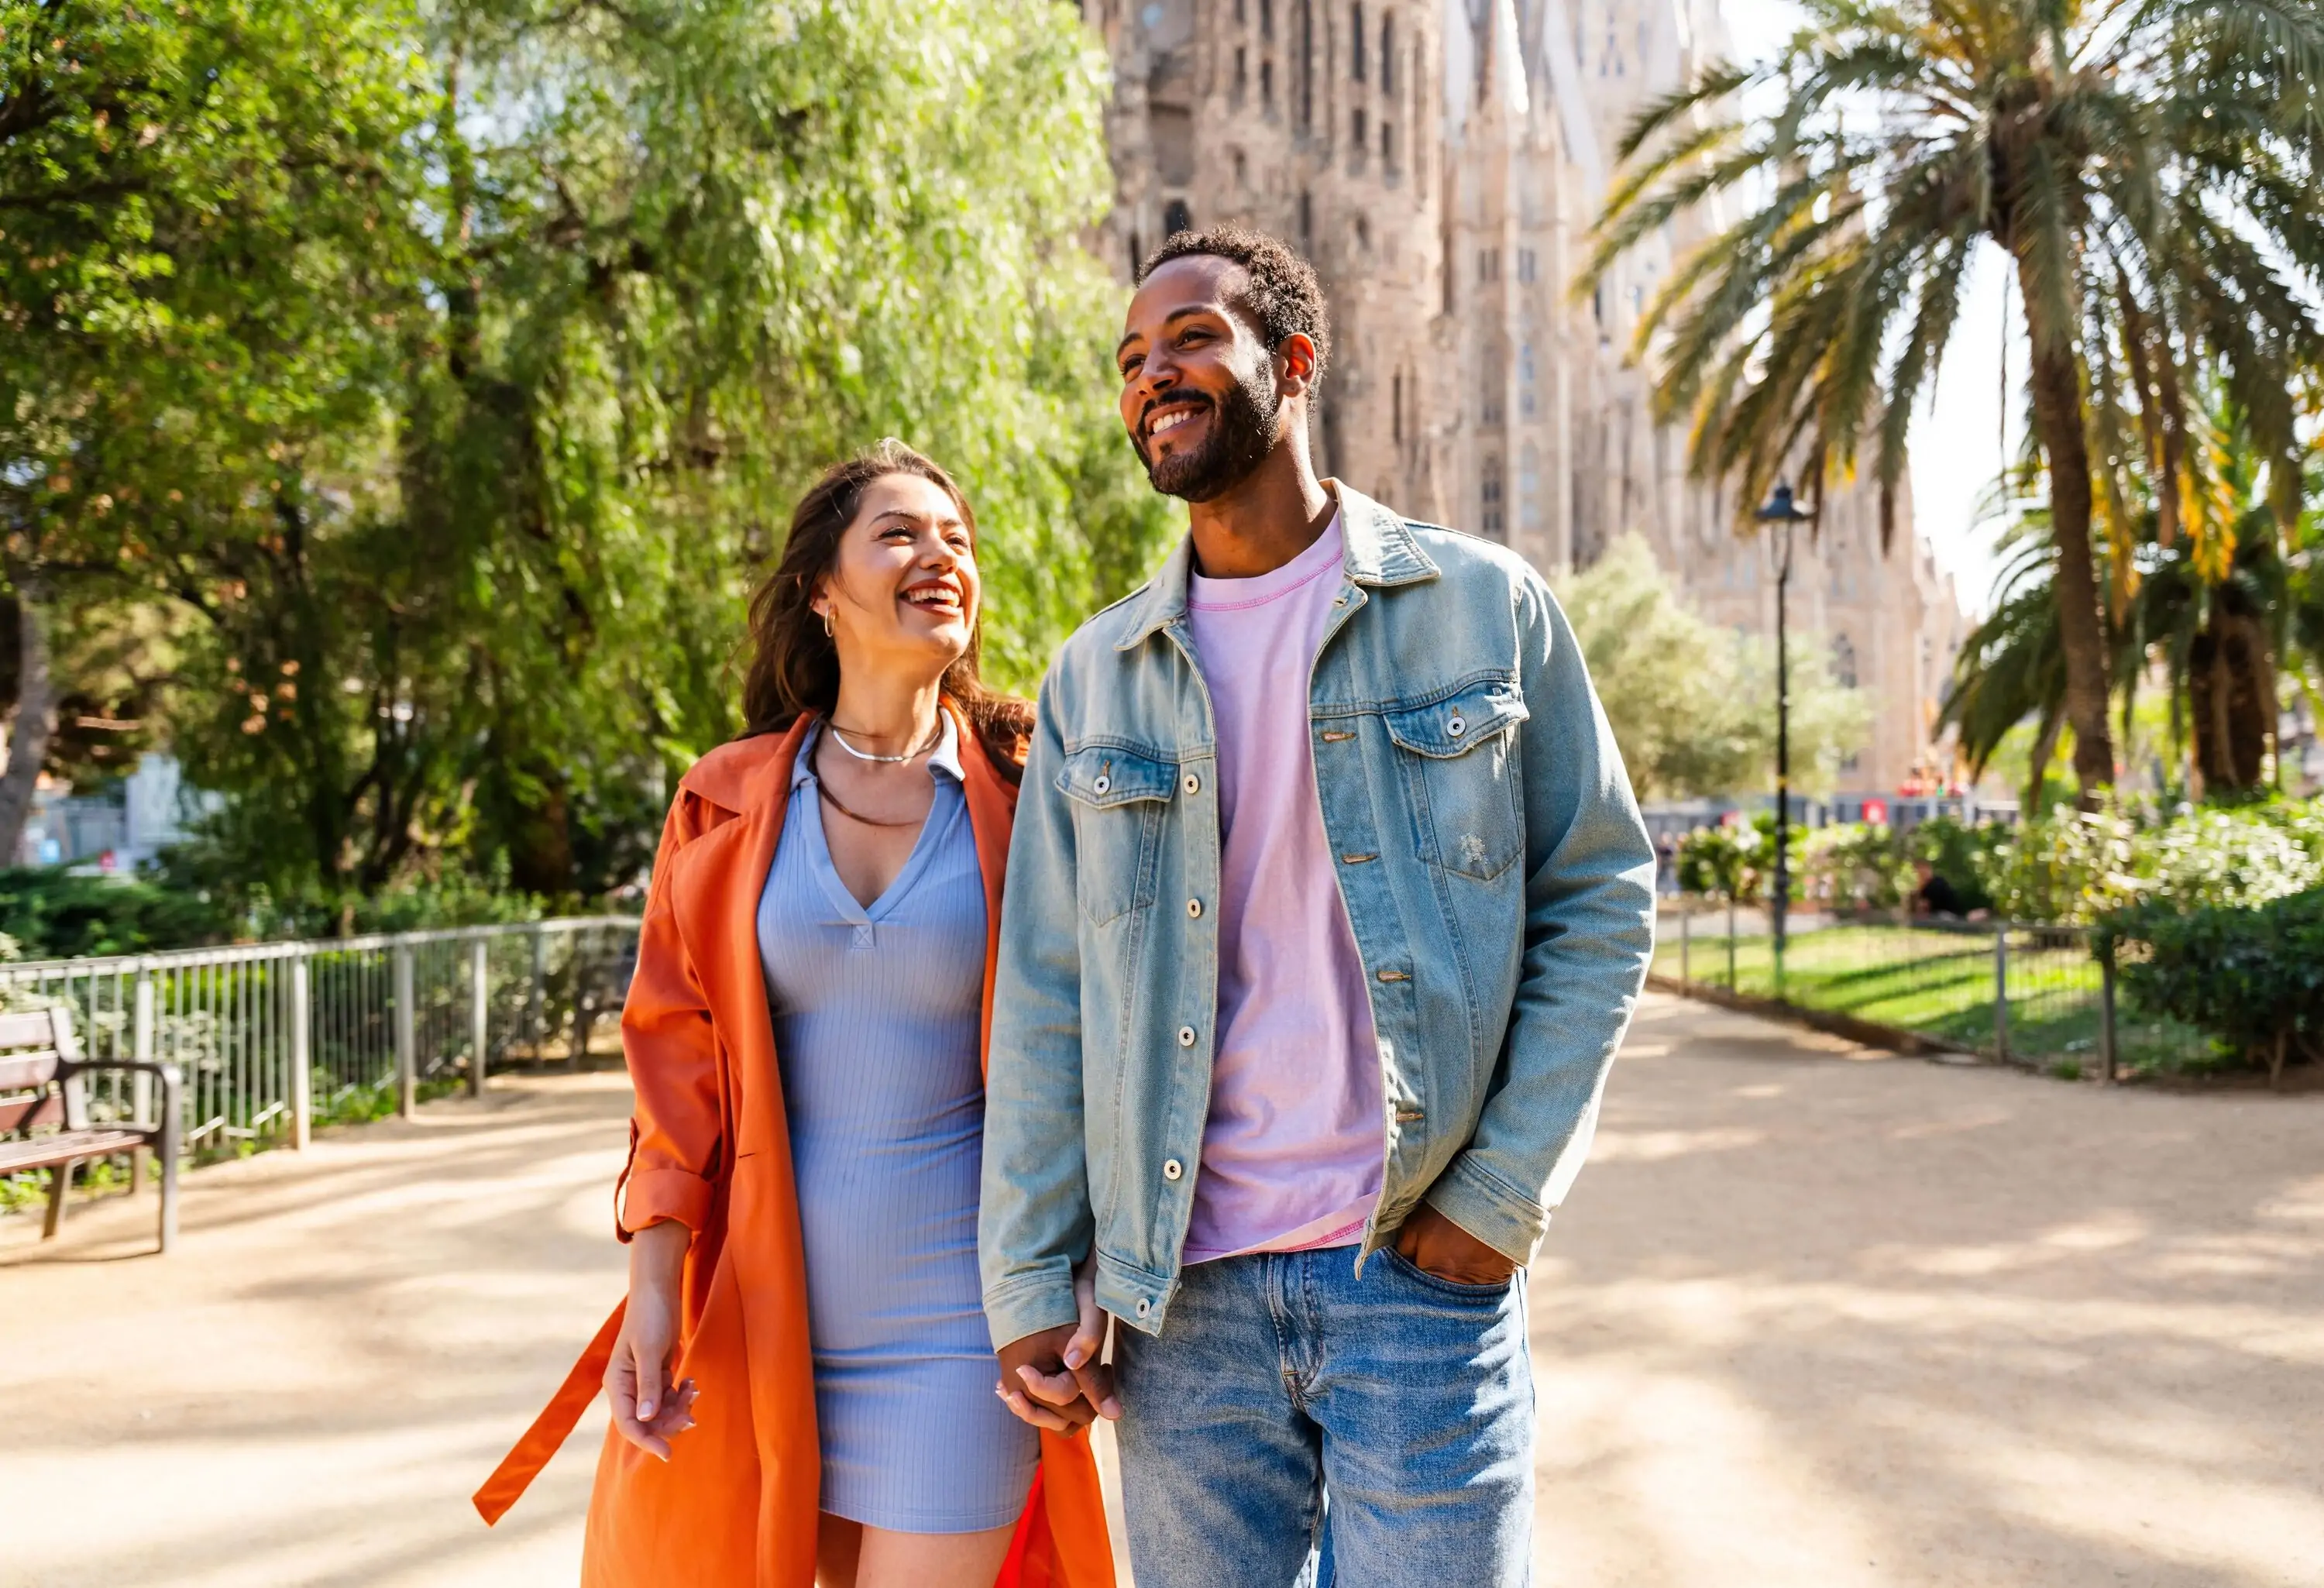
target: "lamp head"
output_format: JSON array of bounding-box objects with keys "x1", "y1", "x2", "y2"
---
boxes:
[{"x1": 1756, "y1": 481, "x2": 1812, "y2": 523}]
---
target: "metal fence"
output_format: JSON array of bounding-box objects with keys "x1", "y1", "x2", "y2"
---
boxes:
[
  {"x1": 1652, "y1": 901, "x2": 2215, "y2": 1079},
  {"x1": 0, "y1": 918, "x2": 640, "y2": 1162}
]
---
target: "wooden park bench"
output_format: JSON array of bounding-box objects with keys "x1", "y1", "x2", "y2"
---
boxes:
[{"x1": 0, "y1": 1006, "x2": 182, "y2": 1253}]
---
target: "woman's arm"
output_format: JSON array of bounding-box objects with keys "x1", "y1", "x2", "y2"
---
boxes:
[
  {"x1": 602, "y1": 789, "x2": 726, "y2": 1455},
  {"x1": 606, "y1": 1218, "x2": 698, "y2": 1456}
]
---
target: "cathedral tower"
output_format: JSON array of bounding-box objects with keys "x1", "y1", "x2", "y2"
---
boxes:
[
  {"x1": 1088, "y1": 0, "x2": 1970, "y2": 800},
  {"x1": 1082, "y1": 0, "x2": 1446, "y2": 514}
]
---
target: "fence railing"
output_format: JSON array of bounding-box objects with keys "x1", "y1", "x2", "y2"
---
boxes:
[
  {"x1": 1652, "y1": 900, "x2": 2212, "y2": 1080},
  {"x1": 0, "y1": 918, "x2": 641, "y2": 1163}
]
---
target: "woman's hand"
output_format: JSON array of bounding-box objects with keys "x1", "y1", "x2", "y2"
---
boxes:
[
  {"x1": 606, "y1": 1219, "x2": 700, "y2": 1459},
  {"x1": 995, "y1": 1258, "x2": 1120, "y2": 1432}
]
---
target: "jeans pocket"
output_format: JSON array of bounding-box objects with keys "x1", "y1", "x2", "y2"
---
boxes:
[{"x1": 1378, "y1": 1245, "x2": 1517, "y2": 1303}]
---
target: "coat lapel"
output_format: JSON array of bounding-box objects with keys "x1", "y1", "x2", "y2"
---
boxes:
[{"x1": 951, "y1": 703, "x2": 1021, "y2": 1078}]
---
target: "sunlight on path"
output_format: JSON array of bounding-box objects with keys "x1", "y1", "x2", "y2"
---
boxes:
[{"x1": 4, "y1": 995, "x2": 2319, "y2": 1586}]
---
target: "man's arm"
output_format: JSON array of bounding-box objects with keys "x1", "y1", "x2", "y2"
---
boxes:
[
  {"x1": 978, "y1": 672, "x2": 1096, "y2": 1351},
  {"x1": 1421, "y1": 572, "x2": 1658, "y2": 1266}
]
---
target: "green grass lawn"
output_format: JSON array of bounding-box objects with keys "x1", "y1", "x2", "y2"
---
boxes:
[{"x1": 1653, "y1": 919, "x2": 2214, "y2": 1075}]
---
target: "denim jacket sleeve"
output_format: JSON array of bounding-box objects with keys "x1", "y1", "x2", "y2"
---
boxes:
[
  {"x1": 977, "y1": 671, "x2": 1094, "y2": 1350},
  {"x1": 1421, "y1": 570, "x2": 1657, "y2": 1264}
]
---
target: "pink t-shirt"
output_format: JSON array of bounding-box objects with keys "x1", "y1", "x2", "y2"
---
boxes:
[{"x1": 1181, "y1": 516, "x2": 1384, "y2": 1263}]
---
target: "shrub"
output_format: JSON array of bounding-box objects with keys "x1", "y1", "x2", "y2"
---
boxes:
[
  {"x1": 1991, "y1": 798, "x2": 2322, "y2": 924},
  {"x1": 1905, "y1": 814, "x2": 2004, "y2": 913},
  {"x1": 2101, "y1": 888, "x2": 2324, "y2": 1086},
  {"x1": 0, "y1": 868, "x2": 236, "y2": 959},
  {"x1": 1800, "y1": 822, "x2": 1912, "y2": 909}
]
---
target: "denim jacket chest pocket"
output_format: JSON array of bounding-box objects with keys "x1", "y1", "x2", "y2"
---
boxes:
[
  {"x1": 1382, "y1": 676, "x2": 1529, "y2": 882},
  {"x1": 1057, "y1": 744, "x2": 1177, "y2": 923}
]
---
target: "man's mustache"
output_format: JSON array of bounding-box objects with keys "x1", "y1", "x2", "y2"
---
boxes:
[{"x1": 1137, "y1": 391, "x2": 1212, "y2": 439}]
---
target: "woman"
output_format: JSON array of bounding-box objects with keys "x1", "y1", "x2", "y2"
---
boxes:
[{"x1": 476, "y1": 441, "x2": 1115, "y2": 1587}]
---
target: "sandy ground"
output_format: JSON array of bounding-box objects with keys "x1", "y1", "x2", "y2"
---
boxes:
[{"x1": 3, "y1": 992, "x2": 2319, "y2": 1587}]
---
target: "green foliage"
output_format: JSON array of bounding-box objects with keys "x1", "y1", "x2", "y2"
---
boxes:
[
  {"x1": 0, "y1": 854, "x2": 552, "y2": 961},
  {"x1": 1559, "y1": 535, "x2": 1869, "y2": 799},
  {"x1": 0, "y1": 868, "x2": 234, "y2": 958},
  {"x1": 1992, "y1": 799, "x2": 2324, "y2": 924},
  {"x1": 1676, "y1": 813, "x2": 1808, "y2": 903},
  {"x1": 6, "y1": 0, "x2": 1169, "y2": 902},
  {"x1": 2103, "y1": 889, "x2": 2324, "y2": 1083},
  {"x1": 1800, "y1": 823, "x2": 1913, "y2": 910},
  {"x1": 1676, "y1": 823, "x2": 1755, "y2": 900},
  {"x1": 146, "y1": 838, "x2": 548, "y2": 944}
]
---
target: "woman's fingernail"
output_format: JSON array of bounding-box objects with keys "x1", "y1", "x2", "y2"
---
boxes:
[{"x1": 1064, "y1": 1345, "x2": 1088, "y2": 1369}]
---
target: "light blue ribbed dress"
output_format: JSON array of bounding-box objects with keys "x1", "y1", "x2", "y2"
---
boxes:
[{"x1": 756, "y1": 719, "x2": 1037, "y2": 1534}]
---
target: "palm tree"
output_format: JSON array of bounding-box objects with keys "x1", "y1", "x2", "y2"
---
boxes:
[
  {"x1": 1944, "y1": 399, "x2": 2322, "y2": 801},
  {"x1": 1941, "y1": 521, "x2": 2072, "y2": 812},
  {"x1": 1586, "y1": 0, "x2": 2324, "y2": 803},
  {"x1": 2118, "y1": 403, "x2": 2319, "y2": 794}
]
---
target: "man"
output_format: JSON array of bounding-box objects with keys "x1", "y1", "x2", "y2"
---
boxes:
[
  {"x1": 1911, "y1": 857, "x2": 1982, "y2": 919},
  {"x1": 978, "y1": 225, "x2": 1656, "y2": 1585}
]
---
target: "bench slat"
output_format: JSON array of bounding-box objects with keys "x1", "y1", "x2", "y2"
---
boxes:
[
  {"x1": 0, "y1": 1009, "x2": 58, "y2": 1050},
  {"x1": 0, "y1": 1051, "x2": 61, "y2": 1091},
  {"x1": 0, "y1": 1093, "x2": 63, "y2": 1133},
  {"x1": 0, "y1": 1129, "x2": 149, "y2": 1174}
]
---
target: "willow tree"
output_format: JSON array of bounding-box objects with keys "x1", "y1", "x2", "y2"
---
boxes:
[
  {"x1": 8, "y1": 0, "x2": 1167, "y2": 900},
  {"x1": 1587, "y1": 0, "x2": 2324, "y2": 803}
]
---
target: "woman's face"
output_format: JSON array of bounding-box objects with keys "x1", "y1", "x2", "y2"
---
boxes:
[{"x1": 813, "y1": 472, "x2": 980, "y2": 679}]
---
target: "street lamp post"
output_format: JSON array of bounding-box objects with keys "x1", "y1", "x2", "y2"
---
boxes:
[{"x1": 1756, "y1": 481, "x2": 1813, "y2": 995}]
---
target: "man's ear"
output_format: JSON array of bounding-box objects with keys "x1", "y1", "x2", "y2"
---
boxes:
[{"x1": 1274, "y1": 332, "x2": 1319, "y2": 398}]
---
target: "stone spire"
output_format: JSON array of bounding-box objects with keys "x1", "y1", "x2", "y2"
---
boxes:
[{"x1": 1483, "y1": 0, "x2": 1532, "y2": 119}]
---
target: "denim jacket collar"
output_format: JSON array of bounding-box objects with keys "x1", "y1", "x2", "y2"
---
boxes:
[{"x1": 1112, "y1": 479, "x2": 1440, "y2": 651}]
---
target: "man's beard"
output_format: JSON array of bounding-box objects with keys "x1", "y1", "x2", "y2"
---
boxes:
[{"x1": 1135, "y1": 363, "x2": 1281, "y2": 502}]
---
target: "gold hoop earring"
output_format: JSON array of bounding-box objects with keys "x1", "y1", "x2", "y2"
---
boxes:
[{"x1": 821, "y1": 607, "x2": 834, "y2": 639}]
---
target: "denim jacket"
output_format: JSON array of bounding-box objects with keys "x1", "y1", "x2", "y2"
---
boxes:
[{"x1": 978, "y1": 483, "x2": 1656, "y2": 1347}]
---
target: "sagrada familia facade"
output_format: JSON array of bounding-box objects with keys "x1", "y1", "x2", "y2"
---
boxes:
[{"x1": 1085, "y1": 0, "x2": 1968, "y2": 800}]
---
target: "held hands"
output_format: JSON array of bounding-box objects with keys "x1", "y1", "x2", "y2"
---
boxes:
[
  {"x1": 995, "y1": 1259, "x2": 1121, "y2": 1432},
  {"x1": 1394, "y1": 1201, "x2": 1521, "y2": 1287},
  {"x1": 607, "y1": 1219, "x2": 700, "y2": 1460}
]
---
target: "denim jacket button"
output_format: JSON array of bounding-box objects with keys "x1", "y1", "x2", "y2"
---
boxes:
[
  {"x1": 1093, "y1": 774, "x2": 1111, "y2": 795},
  {"x1": 1448, "y1": 714, "x2": 1466, "y2": 737},
  {"x1": 1136, "y1": 1298, "x2": 1151, "y2": 1317},
  {"x1": 1163, "y1": 1158, "x2": 1184, "y2": 1181},
  {"x1": 1181, "y1": 772, "x2": 1202, "y2": 796},
  {"x1": 1177, "y1": 1025, "x2": 1197, "y2": 1047},
  {"x1": 1186, "y1": 897, "x2": 1204, "y2": 918}
]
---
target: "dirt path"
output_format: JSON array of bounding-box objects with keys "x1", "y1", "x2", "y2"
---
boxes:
[{"x1": 4, "y1": 993, "x2": 2319, "y2": 1586}]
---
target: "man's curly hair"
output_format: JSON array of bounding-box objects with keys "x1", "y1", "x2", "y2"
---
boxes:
[{"x1": 1139, "y1": 222, "x2": 1333, "y2": 387}]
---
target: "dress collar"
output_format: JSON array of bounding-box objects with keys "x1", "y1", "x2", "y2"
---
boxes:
[{"x1": 791, "y1": 710, "x2": 964, "y2": 791}]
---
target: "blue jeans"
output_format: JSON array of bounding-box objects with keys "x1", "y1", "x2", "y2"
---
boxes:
[{"x1": 1112, "y1": 1245, "x2": 1534, "y2": 1587}]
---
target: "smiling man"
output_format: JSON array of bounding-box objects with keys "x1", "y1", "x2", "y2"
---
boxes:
[{"x1": 978, "y1": 225, "x2": 1657, "y2": 1586}]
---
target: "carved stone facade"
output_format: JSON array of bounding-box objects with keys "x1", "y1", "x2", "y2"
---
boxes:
[{"x1": 1084, "y1": 0, "x2": 1967, "y2": 798}]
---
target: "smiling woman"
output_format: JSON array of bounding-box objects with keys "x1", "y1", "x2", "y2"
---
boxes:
[
  {"x1": 480, "y1": 440, "x2": 1115, "y2": 1588},
  {"x1": 742, "y1": 441, "x2": 1030, "y2": 783}
]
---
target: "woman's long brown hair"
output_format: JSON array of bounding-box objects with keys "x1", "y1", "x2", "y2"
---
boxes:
[{"x1": 741, "y1": 439, "x2": 1032, "y2": 782}]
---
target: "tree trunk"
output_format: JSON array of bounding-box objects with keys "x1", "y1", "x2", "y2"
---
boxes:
[
  {"x1": 2015, "y1": 269, "x2": 2116, "y2": 803},
  {"x1": 2188, "y1": 605, "x2": 2274, "y2": 794},
  {"x1": 2023, "y1": 706, "x2": 2064, "y2": 818},
  {"x1": 0, "y1": 569, "x2": 59, "y2": 865}
]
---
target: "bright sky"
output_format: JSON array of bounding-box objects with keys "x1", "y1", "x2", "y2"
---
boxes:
[{"x1": 1717, "y1": 0, "x2": 2026, "y2": 617}]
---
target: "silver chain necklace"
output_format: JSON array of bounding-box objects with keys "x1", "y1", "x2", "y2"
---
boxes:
[{"x1": 823, "y1": 720, "x2": 941, "y2": 765}]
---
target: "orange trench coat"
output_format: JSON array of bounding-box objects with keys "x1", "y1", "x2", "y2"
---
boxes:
[{"x1": 474, "y1": 710, "x2": 1115, "y2": 1587}]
